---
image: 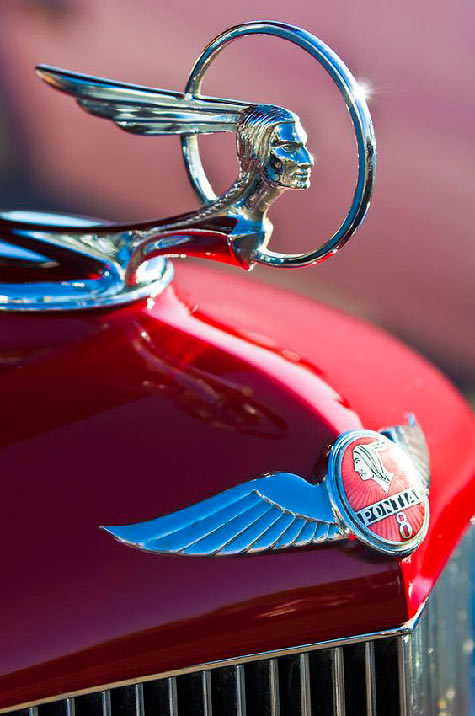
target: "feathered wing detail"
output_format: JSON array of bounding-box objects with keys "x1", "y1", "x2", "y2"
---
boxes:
[
  {"x1": 36, "y1": 65, "x2": 249, "y2": 136},
  {"x1": 381, "y1": 415, "x2": 430, "y2": 490},
  {"x1": 104, "y1": 473, "x2": 345, "y2": 557}
]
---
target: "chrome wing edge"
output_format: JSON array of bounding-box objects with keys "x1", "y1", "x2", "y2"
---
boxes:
[{"x1": 381, "y1": 414, "x2": 430, "y2": 490}]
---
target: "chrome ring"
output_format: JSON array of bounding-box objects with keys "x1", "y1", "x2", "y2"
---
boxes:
[{"x1": 182, "y1": 21, "x2": 376, "y2": 268}]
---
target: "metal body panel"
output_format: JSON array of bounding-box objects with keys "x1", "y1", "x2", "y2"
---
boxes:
[{"x1": 0, "y1": 263, "x2": 473, "y2": 709}]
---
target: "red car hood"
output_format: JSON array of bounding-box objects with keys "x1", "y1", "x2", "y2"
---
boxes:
[{"x1": 0, "y1": 263, "x2": 473, "y2": 709}]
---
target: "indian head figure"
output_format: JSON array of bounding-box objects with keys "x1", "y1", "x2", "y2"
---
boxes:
[{"x1": 34, "y1": 66, "x2": 314, "y2": 261}]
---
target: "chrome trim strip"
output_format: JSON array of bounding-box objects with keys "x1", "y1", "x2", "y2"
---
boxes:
[
  {"x1": 235, "y1": 664, "x2": 246, "y2": 716},
  {"x1": 66, "y1": 698, "x2": 75, "y2": 716},
  {"x1": 269, "y1": 658, "x2": 280, "y2": 716},
  {"x1": 331, "y1": 647, "x2": 345, "y2": 716},
  {"x1": 364, "y1": 641, "x2": 376, "y2": 716},
  {"x1": 299, "y1": 653, "x2": 311, "y2": 716},
  {"x1": 28, "y1": 708, "x2": 38, "y2": 716},
  {"x1": 202, "y1": 671, "x2": 212, "y2": 716},
  {"x1": 2, "y1": 622, "x2": 416, "y2": 712},
  {"x1": 397, "y1": 635, "x2": 413, "y2": 716},
  {"x1": 102, "y1": 690, "x2": 111, "y2": 716},
  {"x1": 168, "y1": 677, "x2": 178, "y2": 716},
  {"x1": 135, "y1": 683, "x2": 144, "y2": 716}
]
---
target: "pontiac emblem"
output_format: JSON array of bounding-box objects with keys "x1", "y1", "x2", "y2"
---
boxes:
[
  {"x1": 327, "y1": 428, "x2": 429, "y2": 556},
  {"x1": 104, "y1": 416, "x2": 430, "y2": 558}
]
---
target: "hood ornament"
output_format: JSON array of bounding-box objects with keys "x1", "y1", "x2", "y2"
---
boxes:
[
  {"x1": 0, "y1": 21, "x2": 375, "y2": 310},
  {"x1": 104, "y1": 416, "x2": 430, "y2": 558}
]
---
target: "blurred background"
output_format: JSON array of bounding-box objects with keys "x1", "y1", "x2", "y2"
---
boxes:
[{"x1": 0, "y1": 0, "x2": 473, "y2": 397}]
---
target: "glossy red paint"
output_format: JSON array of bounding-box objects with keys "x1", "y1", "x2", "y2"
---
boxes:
[{"x1": 0, "y1": 263, "x2": 473, "y2": 710}]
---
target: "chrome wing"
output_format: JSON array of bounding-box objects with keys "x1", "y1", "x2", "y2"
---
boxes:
[
  {"x1": 36, "y1": 65, "x2": 248, "y2": 136},
  {"x1": 104, "y1": 473, "x2": 345, "y2": 557}
]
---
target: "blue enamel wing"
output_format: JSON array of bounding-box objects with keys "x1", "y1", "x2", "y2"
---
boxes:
[{"x1": 103, "y1": 417, "x2": 429, "y2": 557}]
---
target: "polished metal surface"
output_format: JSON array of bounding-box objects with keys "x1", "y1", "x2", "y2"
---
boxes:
[
  {"x1": 364, "y1": 641, "x2": 377, "y2": 716},
  {"x1": 103, "y1": 471, "x2": 347, "y2": 557},
  {"x1": 183, "y1": 20, "x2": 376, "y2": 268},
  {"x1": 8, "y1": 544, "x2": 471, "y2": 716},
  {"x1": 168, "y1": 677, "x2": 178, "y2": 716},
  {"x1": 0, "y1": 22, "x2": 375, "y2": 310},
  {"x1": 299, "y1": 653, "x2": 311, "y2": 716},
  {"x1": 102, "y1": 690, "x2": 111, "y2": 716},
  {"x1": 269, "y1": 659, "x2": 280, "y2": 716},
  {"x1": 381, "y1": 414, "x2": 430, "y2": 490},
  {"x1": 331, "y1": 647, "x2": 345, "y2": 716},
  {"x1": 134, "y1": 684, "x2": 144, "y2": 716},
  {"x1": 103, "y1": 418, "x2": 429, "y2": 558},
  {"x1": 0, "y1": 211, "x2": 174, "y2": 311},
  {"x1": 202, "y1": 672, "x2": 212, "y2": 716},
  {"x1": 408, "y1": 524, "x2": 473, "y2": 716}
]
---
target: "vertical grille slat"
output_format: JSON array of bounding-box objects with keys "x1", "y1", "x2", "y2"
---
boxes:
[
  {"x1": 168, "y1": 677, "x2": 178, "y2": 716},
  {"x1": 331, "y1": 647, "x2": 345, "y2": 716},
  {"x1": 397, "y1": 636, "x2": 411, "y2": 716},
  {"x1": 101, "y1": 692, "x2": 111, "y2": 716},
  {"x1": 269, "y1": 659, "x2": 280, "y2": 716},
  {"x1": 134, "y1": 684, "x2": 144, "y2": 716},
  {"x1": 202, "y1": 671, "x2": 212, "y2": 716},
  {"x1": 235, "y1": 665, "x2": 246, "y2": 716},
  {"x1": 298, "y1": 653, "x2": 311, "y2": 716},
  {"x1": 364, "y1": 641, "x2": 376, "y2": 716}
]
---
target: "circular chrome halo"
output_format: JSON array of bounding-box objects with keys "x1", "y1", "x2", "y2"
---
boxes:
[
  {"x1": 182, "y1": 21, "x2": 376, "y2": 268},
  {"x1": 327, "y1": 430, "x2": 429, "y2": 557}
]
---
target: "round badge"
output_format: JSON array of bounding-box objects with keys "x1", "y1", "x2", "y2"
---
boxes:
[{"x1": 327, "y1": 430, "x2": 429, "y2": 556}]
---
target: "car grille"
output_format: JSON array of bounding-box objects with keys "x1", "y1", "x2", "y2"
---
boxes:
[{"x1": 7, "y1": 526, "x2": 472, "y2": 716}]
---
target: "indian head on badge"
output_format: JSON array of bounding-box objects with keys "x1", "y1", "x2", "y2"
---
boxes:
[{"x1": 327, "y1": 426, "x2": 430, "y2": 556}]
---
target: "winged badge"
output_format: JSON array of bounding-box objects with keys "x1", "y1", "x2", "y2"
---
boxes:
[{"x1": 104, "y1": 416, "x2": 430, "y2": 558}]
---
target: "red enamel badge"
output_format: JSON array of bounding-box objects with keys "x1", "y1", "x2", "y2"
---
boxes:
[{"x1": 328, "y1": 430, "x2": 429, "y2": 556}]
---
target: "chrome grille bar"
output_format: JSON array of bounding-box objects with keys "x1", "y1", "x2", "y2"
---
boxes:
[
  {"x1": 168, "y1": 678, "x2": 178, "y2": 716},
  {"x1": 299, "y1": 653, "x2": 311, "y2": 716},
  {"x1": 397, "y1": 636, "x2": 411, "y2": 716},
  {"x1": 202, "y1": 671, "x2": 212, "y2": 716},
  {"x1": 134, "y1": 684, "x2": 144, "y2": 716},
  {"x1": 364, "y1": 641, "x2": 376, "y2": 716},
  {"x1": 235, "y1": 665, "x2": 246, "y2": 716},
  {"x1": 332, "y1": 647, "x2": 345, "y2": 716},
  {"x1": 101, "y1": 691, "x2": 111, "y2": 716},
  {"x1": 269, "y1": 658, "x2": 280, "y2": 716}
]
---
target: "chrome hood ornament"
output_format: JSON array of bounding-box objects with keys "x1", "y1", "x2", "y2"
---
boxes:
[
  {"x1": 0, "y1": 21, "x2": 375, "y2": 310},
  {"x1": 104, "y1": 416, "x2": 430, "y2": 558}
]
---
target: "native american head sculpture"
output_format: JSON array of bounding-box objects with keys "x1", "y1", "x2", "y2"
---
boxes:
[{"x1": 36, "y1": 67, "x2": 314, "y2": 220}]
